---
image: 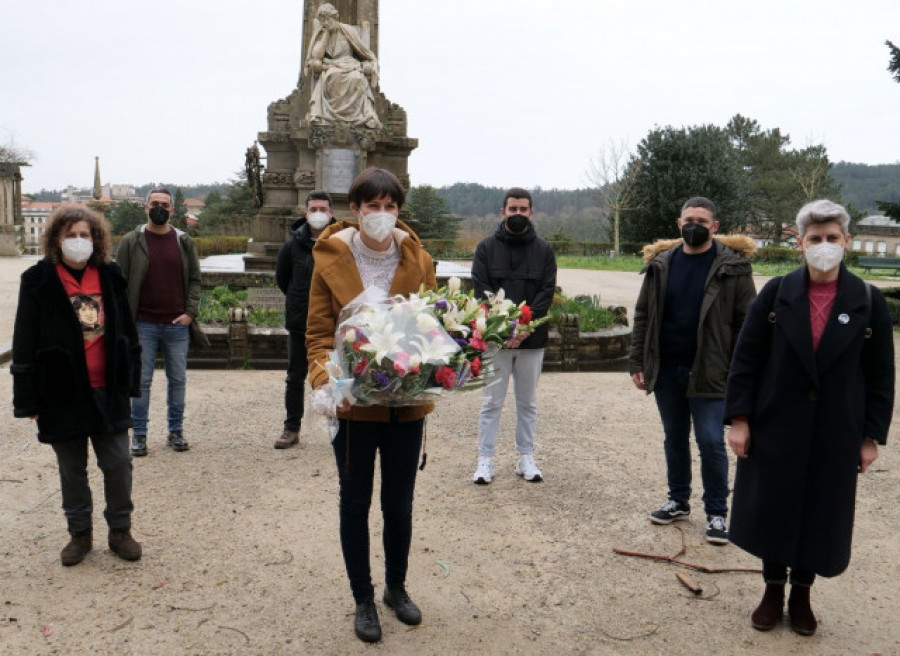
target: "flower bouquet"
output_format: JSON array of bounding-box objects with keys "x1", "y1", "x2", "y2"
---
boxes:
[{"x1": 311, "y1": 278, "x2": 550, "y2": 417}]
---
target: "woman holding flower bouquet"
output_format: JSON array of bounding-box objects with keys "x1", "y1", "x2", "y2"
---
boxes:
[{"x1": 306, "y1": 168, "x2": 437, "y2": 644}]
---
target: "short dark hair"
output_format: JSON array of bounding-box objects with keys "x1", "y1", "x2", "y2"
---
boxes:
[
  {"x1": 305, "y1": 190, "x2": 333, "y2": 209},
  {"x1": 348, "y1": 168, "x2": 406, "y2": 208},
  {"x1": 145, "y1": 187, "x2": 174, "y2": 206},
  {"x1": 73, "y1": 294, "x2": 100, "y2": 312},
  {"x1": 502, "y1": 187, "x2": 533, "y2": 211},
  {"x1": 681, "y1": 196, "x2": 717, "y2": 220},
  {"x1": 42, "y1": 204, "x2": 111, "y2": 266}
]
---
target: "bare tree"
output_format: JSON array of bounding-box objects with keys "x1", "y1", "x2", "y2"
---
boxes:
[
  {"x1": 0, "y1": 135, "x2": 35, "y2": 164},
  {"x1": 587, "y1": 139, "x2": 643, "y2": 255}
]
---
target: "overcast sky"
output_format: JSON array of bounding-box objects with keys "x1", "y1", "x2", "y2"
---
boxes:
[{"x1": 2, "y1": 0, "x2": 898, "y2": 195}]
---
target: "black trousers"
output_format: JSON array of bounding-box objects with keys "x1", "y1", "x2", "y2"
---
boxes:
[
  {"x1": 332, "y1": 417, "x2": 424, "y2": 604},
  {"x1": 51, "y1": 389, "x2": 133, "y2": 534},
  {"x1": 284, "y1": 330, "x2": 308, "y2": 431}
]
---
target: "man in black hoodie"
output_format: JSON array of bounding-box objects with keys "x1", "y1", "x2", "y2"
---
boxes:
[
  {"x1": 471, "y1": 188, "x2": 557, "y2": 484},
  {"x1": 274, "y1": 190, "x2": 335, "y2": 448}
]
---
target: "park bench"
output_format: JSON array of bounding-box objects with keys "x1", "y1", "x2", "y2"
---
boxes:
[{"x1": 857, "y1": 256, "x2": 900, "y2": 272}]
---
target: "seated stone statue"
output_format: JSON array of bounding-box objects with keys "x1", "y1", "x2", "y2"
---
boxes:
[{"x1": 305, "y1": 3, "x2": 380, "y2": 128}]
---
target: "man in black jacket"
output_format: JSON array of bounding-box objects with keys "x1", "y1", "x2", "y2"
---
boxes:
[
  {"x1": 471, "y1": 188, "x2": 557, "y2": 484},
  {"x1": 274, "y1": 190, "x2": 335, "y2": 448}
]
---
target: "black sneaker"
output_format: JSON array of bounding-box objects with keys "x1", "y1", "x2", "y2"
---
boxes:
[
  {"x1": 166, "y1": 431, "x2": 190, "y2": 452},
  {"x1": 706, "y1": 515, "x2": 729, "y2": 545},
  {"x1": 649, "y1": 500, "x2": 691, "y2": 525},
  {"x1": 354, "y1": 598, "x2": 382, "y2": 643},
  {"x1": 383, "y1": 586, "x2": 422, "y2": 625},
  {"x1": 131, "y1": 435, "x2": 148, "y2": 457}
]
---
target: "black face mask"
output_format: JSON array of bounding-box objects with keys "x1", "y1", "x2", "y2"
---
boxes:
[
  {"x1": 148, "y1": 206, "x2": 170, "y2": 226},
  {"x1": 504, "y1": 213, "x2": 530, "y2": 234},
  {"x1": 681, "y1": 222, "x2": 710, "y2": 247}
]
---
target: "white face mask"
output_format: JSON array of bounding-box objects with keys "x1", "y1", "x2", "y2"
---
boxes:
[
  {"x1": 306, "y1": 211, "x2": 331, "y2": 230},
  {"x1": 360, "y1": 211, "x2": 397, "y2": 242},
  {"x1": 804, "y1": 241, "x2": 844, "y2": 272},
  {"x1": 61, "y1": 237, "x2": 94, "y2": 264}
]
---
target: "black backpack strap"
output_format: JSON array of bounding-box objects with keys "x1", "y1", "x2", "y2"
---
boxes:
[
  {"x1": 864, "y1": 283, "x2": 873, "y2": 339},
  {"x1": 767, "y1": 277, "x2": 785, "y2": 324}
]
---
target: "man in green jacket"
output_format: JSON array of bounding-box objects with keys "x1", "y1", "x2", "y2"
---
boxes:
[
  {"x1": 116, "y1": 187, "x2": 206, "y2": 457},
  {"x1": 629, "y1": 197, "x2": 756, "y2": 545}
]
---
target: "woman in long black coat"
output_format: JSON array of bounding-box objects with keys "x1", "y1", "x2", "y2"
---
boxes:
[
  {"x1": 12, "y1": 205, "x2": 143, "y2": 566},
  {"x1": 724, "y1": 199, "x2": 894, "y2": 637}
]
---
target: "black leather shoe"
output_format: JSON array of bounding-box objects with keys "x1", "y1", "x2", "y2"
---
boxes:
[
  {"x1": 131, "y1": 435, "x2": 148, "y2": 457},
  {"x1": 383, "y1": 586, "x2": 422, "y2": 625},
  {"x1": 354, "y1": 598, "x2": 381, "y2": 643},
  {"x1": 166, "y1": 431, "x2": 189, "y2": 452}
]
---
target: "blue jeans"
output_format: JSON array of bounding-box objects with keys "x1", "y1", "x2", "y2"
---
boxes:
[
  {"x1": 653, "y1": 363, "x2": 729, "y2": 516},
  {"x1": 132, "y1": 321, "x2": 190, "y2": 435}
]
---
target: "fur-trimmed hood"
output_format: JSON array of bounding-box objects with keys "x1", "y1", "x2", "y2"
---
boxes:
[{"x1": 641, "y1": 235, "x2": 757, "y2": 263}]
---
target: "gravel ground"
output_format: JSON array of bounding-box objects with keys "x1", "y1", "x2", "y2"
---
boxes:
[{"x1": 1, "y1": 255, "x2": 898, "y2": 655}]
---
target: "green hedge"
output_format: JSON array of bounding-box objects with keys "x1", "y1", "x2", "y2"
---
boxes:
[{"x1": 194, "y1": 236, "x2": 251, "y2": 257}]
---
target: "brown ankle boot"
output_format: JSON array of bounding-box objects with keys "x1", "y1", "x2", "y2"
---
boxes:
[
  {"x1": 60, "y1": 530, "x2": 92, "y2": 566},
  {"x1": 750, "y1": 582, "x2": 785, "y2": 630},
  {"x1": 788, "y1": 584, "x2": 817, "y2": 636},
  {"x1": 108, "y1": 528, "x2": 142, "y2": 561}
]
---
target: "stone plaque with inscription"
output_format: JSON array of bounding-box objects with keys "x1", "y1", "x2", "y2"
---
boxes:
[{"x1": 322, "y1": 148, "x2": 357, "y2": 194}]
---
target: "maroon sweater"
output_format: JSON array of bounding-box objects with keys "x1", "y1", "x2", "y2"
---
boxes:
[{"x1": 136, "y1": 229, "x2": 186, "y2": 323}]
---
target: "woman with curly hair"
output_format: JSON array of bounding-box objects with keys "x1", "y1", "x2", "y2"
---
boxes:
[{"x1": 12, "y1": 204, "x2": 143, "y2": 566}]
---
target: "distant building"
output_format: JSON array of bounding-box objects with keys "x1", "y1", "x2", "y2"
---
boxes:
[
  {"x1": 852, "y1": 215, "x2": 900, "y2": 256},
  {"x1": 21, "y1": 200, "x2": 61, "y2": 254}
]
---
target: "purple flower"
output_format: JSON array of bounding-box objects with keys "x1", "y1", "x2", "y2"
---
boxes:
[
  {"x1": 372, "y1": 371, "x2": 391, "y2": 388},
  {"x1": 434, "y1": 300, "x2": 448, "y2": 309},
  {"x1": 455, "y1": 337, "x2": 468, "y2": 346}
]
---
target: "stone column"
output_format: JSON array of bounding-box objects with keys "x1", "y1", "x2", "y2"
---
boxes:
[{"x1": 0, "y1": 163, "x2": 24, "y2": 256}]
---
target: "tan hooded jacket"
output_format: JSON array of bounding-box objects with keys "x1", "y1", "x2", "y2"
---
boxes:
[{"x1": 306, "y1": 219, "x2": 437, "y2": 422}]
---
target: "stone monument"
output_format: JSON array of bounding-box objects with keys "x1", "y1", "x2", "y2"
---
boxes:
[
  {"x1": 0, "y1": 162, "x2": 25, "y2": 256},
  {"x1": 248, "y1": 0, "x2": 417, "y2": 270}
]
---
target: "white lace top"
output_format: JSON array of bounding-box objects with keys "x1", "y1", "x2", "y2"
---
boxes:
[{"x1": 350, "y1": 232, "x2": 399, "y2": 292}]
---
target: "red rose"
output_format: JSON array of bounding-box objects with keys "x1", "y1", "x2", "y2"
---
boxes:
[
  {"x1": 434, "y1": 366, "x2": 457, "y2": 389},
  {"x1": 353, "y1": 357, "x2": 369, "y2": 375},
  {"x1": 519, "y1": 304, "x2": 532, "y2": 324},
  {"x1": 470, "y1": 356, "x2": 482, "y2": 377}
]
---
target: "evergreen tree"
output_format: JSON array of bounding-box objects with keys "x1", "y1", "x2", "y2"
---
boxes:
[
  {"x1": 620, "y1": 125, "x2": 745, "y2": 245},
  {"x1": 407, "y1": 185, "x2": 460, "y2": 240},
  {"x1": 107, "y1": 200, "x2": 146, "y2": 235},
  {"x1": 172, "y1": 188, "x2": 188, "y2": 231}
]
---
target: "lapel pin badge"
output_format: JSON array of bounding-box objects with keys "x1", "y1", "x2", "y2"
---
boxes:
[{"x1": 838, "y1": 313, "x2": 850, "y2": 324}]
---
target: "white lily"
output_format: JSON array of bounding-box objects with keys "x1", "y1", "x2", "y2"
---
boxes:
[
  {"x1": 447, "y1": 276, "x2": 461, "y2": 293},
  {"x1": 416, "y1": 312, "x2": 440, "y2": 333},
  {"x1": 442, "y1": 305, "x2": 470, "y2": 335},
  {"x1": 487, "y1": 289, "x2": 516, "y2": 315},
  {"x1": 411, "y1": 333, "x2": 459, "y2": 365},
  {"x1": 359, "y1": 316, "x2": 405, "y2": 364}
]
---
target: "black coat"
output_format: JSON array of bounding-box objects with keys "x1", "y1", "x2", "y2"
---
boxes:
[
  {"x1": 11, "y1": 260, "x2": 141, "y2": 443},
  {"x1": 471, "y1": 221, "x2": 557, "y2": 348},
  {"x1": 724, "y1": 265, "x2": 894, "y2": 576},
  {"x1": 276, "y1": 218, "x2": 327, "y2": 333}
]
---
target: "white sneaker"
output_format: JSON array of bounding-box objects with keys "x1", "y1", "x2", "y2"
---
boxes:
[
  {"x1": 473, "y1": 456, "x2": 493, "y2": 484},
  {"x1": 515, "y1": 454, "x2": 543, "y2": 482}
]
